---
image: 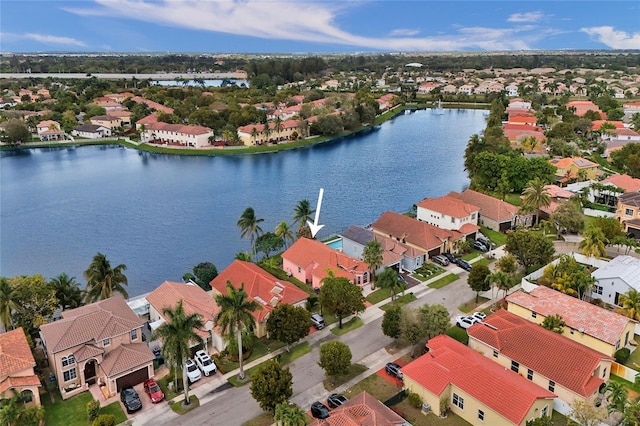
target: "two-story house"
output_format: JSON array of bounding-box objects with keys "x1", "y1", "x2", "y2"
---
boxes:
[
  {"x1": 141, "y1": 122, "x2": 214, "y2": 148},
  {"x1": 0, "y1": 328, "x2": 41, "y2": 406},
  {"x1": 506, "y1": 286, "x2": 635, "y2": 357},
  {"x1": 616, "y1": 192, "x2": 640, "y2": 238},
  {"x1": 282, "y1": 237, "x2": 370, "y2": 290},
  {"x1": 210, "y1": 260, "x2": 309, "y2": 338},
  {"x1": 39, "y1": 296, "x2": 155, "y2": 400},
  {"x1": 89, "y1": 115, "x2": 123, "y2": 130},
  {"x1": 449, "y1": 189, "x2": 528, "y2": 231},
  {"x1": 468, "y1": 309, "x2": 613, "y2": 415},
  {"x1": 592, "y1": 255, "x2": 640, "y2": 307},
  {"x1": 36, "y1": 120, "x2": 65, "y2": 141},
  {"x1": 402, "y1": 335, "x2": 555, "y2": 425},
  {"x1": 416, "y1": 193, "x2": 480, "y2": 239},
  {"x1": 549, "y1": 157, "x2": 600, "y2": 184}
]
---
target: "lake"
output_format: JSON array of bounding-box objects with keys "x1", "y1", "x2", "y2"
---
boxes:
[{"x1": 0, "y1": 108, "x2": 486, "y2": 297}]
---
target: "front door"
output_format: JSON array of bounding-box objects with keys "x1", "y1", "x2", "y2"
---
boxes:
[{"x1": 84, "y1": 360, "x2": 97, "y2": 385}]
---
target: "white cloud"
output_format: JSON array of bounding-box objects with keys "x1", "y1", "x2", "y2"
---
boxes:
[
  {"x1": 62, "y1": 0, "x2": 551, "y2": 51},
  {"x1": 0, "y1": 32, "x2": 86, "y2": 47},
  {"x1": 389, "y1": 28, "x2": 420, "y2": 37},
  {"x1": 507, "y1": 11, "x2": 544, "y2": 23},
  {"x1": 581, "y1": 26, "x2": 640, "y2": 49}
]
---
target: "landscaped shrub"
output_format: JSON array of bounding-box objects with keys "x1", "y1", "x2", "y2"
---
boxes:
[
  {"x1": 615, "y1": 348, "x2": 631, "y2": 364},
  {"x1": 86, "y1": 399, "x2": 100, "y2": 422},
  {"x1": 407, "y1": 392, "x2": 422, "y2": 409},
  {"x1": 446, "y1": 326, "x2": 469, "y2": 345},
  {"x1": 92, "y1": 414, "x2": 116, "y2": 426}
]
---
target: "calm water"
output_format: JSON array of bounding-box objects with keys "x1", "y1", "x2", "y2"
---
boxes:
[{"x1": 0, "y1": 109, "x2": 485, "y2": 297}]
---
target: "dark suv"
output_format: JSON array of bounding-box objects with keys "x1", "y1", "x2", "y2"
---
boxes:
[
  {"x1": 456, "y1": 258, "x2": 473, "y2": 271},
  {"x1": 442, "y1": 252, "x2": 457, "y2": 263},
  {"x1": 120, "y1": 386, "x2": 142, "y2": 414},
  {"x1": 385, "y1": 362, "x2": 403, "y2": 379}
]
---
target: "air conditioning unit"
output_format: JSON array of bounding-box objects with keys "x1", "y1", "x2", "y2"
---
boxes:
[{"x1": 422, "y1": 403, "x2": 431, "y2": 413}]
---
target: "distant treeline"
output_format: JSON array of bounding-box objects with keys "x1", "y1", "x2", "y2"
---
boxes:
[{"x1": 2, "y1": 51, "x2": 639, "y2": 81}]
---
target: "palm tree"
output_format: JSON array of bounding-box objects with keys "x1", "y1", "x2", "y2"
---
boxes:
[
  {"x1": 486, "y1": 271, "x2": 515, "y2": 304},
  {"x1": 292, "y1": 199, "x2": 315, "y2": 230},
  {"x1": 275, "y1": 221, "x2": 294, "y2": 248},
  {"x1": 50, "y1": 273, "x2": 84, "y2": 310},
  {"x1": 274, "y1": 402, "x2": 306, "y2": 426},
  {"x1": 151, "y1": 299, "x2": 204, "y2": 406},
  {"x1": 84, "y1": 253, "x2": 129, "y2": 303},
  {"x1": 0, "y1": 277, "x2": 21, "y2": 332},
  {"x1": 250, "y1": 127, "x2": 260, "y2": 145},
  {"x1": 376, "y1": 267, "x2": 405, "y2": 302},
  {"x1": 214, "y1": 282, "x2": 262, "y2": 380},
  {"x1": 362, "y1": 240, "x2": 384, "y2": 289},
  {"x1": 237, "y1": 207, "x2": 264, "y2": 258},
  {"x1": 619, "y1": 290, "x2": 640, "y2": 321},
  {"x1": 274, "y1": 117, "x2": 284, "y2": 141},
  {"x1": 0, "y1": 390, "x2": 45, "y2": 426},
  {"x1": 521, "y1": 178, "x2": 551, "y2": 225},
  {"x1": 579, "y1": 227, "x2": 607, "y2": 258},
  {"x1": 605, "y1": 381, "x2": 628, "y2": 414}
]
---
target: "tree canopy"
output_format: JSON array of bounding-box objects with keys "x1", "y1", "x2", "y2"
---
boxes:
[
  {"x1": 505, "y1": 229, "x2": 555, "y2": 272},
  {"x1": 318, "y1": 341, "x2": 352, "y2": 377},
  {"x1": 319, "y1": 275, "x2": 365, "y2": 328},
  {"x1": 250, "y1": 360, "x2": 293, "y2": 412},
  {"x1": 266, "y1": 304, "x2": 311, "y2": 351}
]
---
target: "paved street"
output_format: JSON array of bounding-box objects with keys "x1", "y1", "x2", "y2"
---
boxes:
[{"x1": 132, "y1": 257, "x2": 496, "y2": 426}]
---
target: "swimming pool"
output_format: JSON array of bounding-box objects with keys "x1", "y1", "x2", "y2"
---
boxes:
[{"x1": 326, "y1": 238, "x2": 343, "y2": 251}]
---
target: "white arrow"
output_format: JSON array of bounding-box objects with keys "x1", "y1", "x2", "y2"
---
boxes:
[{"x1": 307, "y1": 188, "x2": 325, "y2": 238}]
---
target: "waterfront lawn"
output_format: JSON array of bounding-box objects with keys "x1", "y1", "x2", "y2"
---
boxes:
[
  {"x1": 428, "y1": 273, "x2": 458, "y2": 289},
  {"x1": 332, "y1": 317, "x2": 363, "y2": 336}
]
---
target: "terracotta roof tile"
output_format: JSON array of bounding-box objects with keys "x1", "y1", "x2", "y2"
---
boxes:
[
  {"x1": 0, "y1": 328, "x2": 36, "y2": 377},
  {"x1": 371, "y1": 211, "x2": 461, "y2": 252},
  {"x1": 417, "y1": 194, "x2": 479, "y2": 219},
  {"x1": 308, "y1": 391, "x2": 406, "y2": 426},
  {"x1": 0, "y1": 375, "x2": 41, "y2": 394},
  {"x1": 506, "y1": 286, "x2": 633, "y2": 345},
  {"x1": 449, "y1": 190, "x2": 519, "y2": 223},
  {"x1": 73, "y1": 344, "x2": 104, "y2": 363},
  {"x1": 402, "y1": 335, "x2": 555, "y2": 425},
  {"x1": 468, "y1": 310, "x2": 612, "y2": 397},
  {"x1": 602, "y1": 174, "x2": 640, "y2": 193},
  {"x1": 99, "y1": 343, "x2": 154, "y2": 377}
]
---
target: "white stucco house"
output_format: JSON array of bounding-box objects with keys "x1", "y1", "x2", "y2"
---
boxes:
[{"x1": 591, "y1": 255, "x2": 640, "y2": 306}]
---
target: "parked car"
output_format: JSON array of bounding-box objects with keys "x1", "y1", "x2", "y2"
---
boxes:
[
  {"x1": 442, "y1": 252, "x2": 457, "y2": 263},
  {"x1": 397, "y1": 274, "x2": 407, "y2": 284},
  {"x1": 327, "y1": 393, "x2": 348, "y2": 408},
  {"x1": 477, "y1": 236, "x2": 491, "y2": 247},
  {"x1": 185, "y1": 358, "x2": 202, "y2": 383},
  {"x1": 455, "y1": 315, "x2": 480, "y2": 329},
  {"x1": 455, "y1": 258, "x2": 472, "y2": 271},
  {"x1": 311, "y1": 401, "x2": 330, "y2": 419},
  {"x1": 143, "y1": 378, "x2": 164, "y2": 403},
  {"x1": 194, "y1": 350, "x2": 217, "y2": 376},
  {"x1": 431, "y1": 255, "x2": 450, "y2": 266},
  {"x1": 311, "y1": 313, "x2": 326, "y2": 330},
  {"x1": 471, "y1": 312, "x2": 487, "y2": 321},
  {"x1": 120, "y1": 386, "x2": 142, "y2": 413},
  {"x1": 473, "y1": 240, "x2": 489, "y2": 252},
  {"x1": 385, "y1": 362, "x2": 403, "y2": 379}
]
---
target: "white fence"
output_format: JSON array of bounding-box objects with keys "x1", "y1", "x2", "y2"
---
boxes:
[{"x1": 584, "y1": 208, "x2": 615, "y2": 218}]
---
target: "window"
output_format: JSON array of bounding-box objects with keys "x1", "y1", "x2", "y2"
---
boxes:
[
  {"x1": 21, "y1": 390, "x2": 33, "y2": 403},
  {"x1": 131, "y1": 329, "x2": 137, "y2": 340},
  {"x1": 471, "y1": 213, "x2": 476, "y2": 220},
  {"x1": 63, "y1": 368, "x2": 77, "y2": 382},
  {"x1": 511, "y1": 360, "x2": 519, "y2": 373},
  {"x1": 531, "y1": 312, "x2": 537, "y2": 318},
  {"x1": 548, "y1": 380, "x2": 555, "y2": 392},
  {"x1": 492, "y1": 350, "x2": 499, "y2": 358},
  {"x1": 451, "y1": 217, "x2": 455, "y2": 223},
  {"x1": 61, "y1": 355, "x2": 75, "y2": 367},
  {"x1": 593, "y1": 285, "x2": 603, "y2": 295},
  {"x1": 527, "y1": 369, "x2": 533, "y2": 380},
  {"x1": 603, "y1": 368, "x2": 607, "y2": 378},
  {"x1": 297, "y1": 267, "x2": 302, "y2": 273},
  {"x1": 103, "y1": 338, "x2": 110, "y2": 347},
  {"x1": 478, "y1": 409, "x2": 484, "y2": 421},
  {"x1": 541, "y1": 406, "x2": 548, "y2": 417},
  {"x1": 452, "y1": 393, "x2": 464, "y2": 409},
  {"x1": 626, "y1": 208, "x2": 634, "y2": 216}
]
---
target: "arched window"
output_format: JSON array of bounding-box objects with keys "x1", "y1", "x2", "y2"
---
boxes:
[
  {"x1": 61, "y1": 355, "x2": 75, "y2": 367},
  {"x1": 21, "y1": 390, "x2": 33, "y2": 403}
]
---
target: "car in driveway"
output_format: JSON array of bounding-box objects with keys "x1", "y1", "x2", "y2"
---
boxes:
[
  {"x1": 442, "y1": 252, "x2": 457, "y2": 263},
  {"x1": 185, "y1": 358, "x2": 202, "y2": 383},
  {"x1": 311, "y1": 401, "x2": 330, "y2": 419},
  {"x1": 194, "y1": 350, "x2": 217, "y2": 376},
  {"x1": 455, "y1": 258, "x2": 472, "y2": 271},
  {"x1": 471, "y1": 312, "x2": 487, "y2": 321},
  {"x1": 310, "y1": 313, "x2": 326, "y2": 330},
  {"x1": 120, "y1": 386, "x2": 142, "y2": 413},
  {"x1": 143, "y1": 378, "x2": 164, "y2": 403},
  {"x1": 473, "y1": 240, "x2": 489, "y2": 252},
  {"x1": 431, "y1": 255, "x2": 450, "y2": 266},
  {"x1": 455, "y1": 315, "x2": 480, "y2": 329},
  {"x1": 385, "y1": 362, "x2": 403, "y2": 379},
  {"x1": 327, "y1": 393, "x2": 348, "y2": 408}
]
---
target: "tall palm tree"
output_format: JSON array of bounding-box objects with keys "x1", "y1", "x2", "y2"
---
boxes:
[
  {"x1": 274, "y1": 117, "x2": 284, "y2": 141},
  {"x1": 275, "y1": 221, "x2": 294, "y2": 248},
  {"x1": 362, "y1": 240, "x2": 384, "y2": 289},
  {"x1": 214, "y1": 282, "x2": 262, "y2": 380},
  {"x1": 151, "y1": 299, "x2": 204, "y2": 406},
  {"x1": 486, "y1": 271, "x2": 515, "y2": 303},
  {"x1": 237, "y1": 207, "x2": 264, "y2": 258},
  {"x1": 521, "y1": 177, "x2": 551, "y2": 225},
  {"x1": 605, "y1": 381, "x2": 629, "y2": 414},
  {"x1": 49, "y1": 273, "x2": 84, "y2": 310},
  {"x1": 619, "y1": 290, "x2": 640, "y2": 321},
  {"x1": 579, "y1": 227, "x2": 607, "y2": 258},
  {"x1": 250, "y1": 127, "x2": 260, "y2": 145},
  {"x1": 0, "y1": 277, "x2": 21, "y2": 332},
  {"x1": 376, "y1": 267, "x2": 404, "y2": 302},
  {"x1": 84, "y1": 253, "x2": 129, "y2": 303},
  {"x1": 292, "y1": 199, "x2": 315, "y2": 229}
]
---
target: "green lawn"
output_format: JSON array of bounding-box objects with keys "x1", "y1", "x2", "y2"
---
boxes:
[
  {"x1": 214, "y1": 338, "x2": 286, "y2": 374},
  {"x1": 366, "y1": 287, "x2": 394, "y2": 304},
  {"x1": 624, "y1": 338, "x2": 640, "y2": 370},
  {"x1": 228, "y1": 342, "x2": 311, "y2": 387},
  {"x1": 170, "y1": 395, "x2": 199, "y2": 414},
  {"x1": 42, "y1": 390, "x2": 126, "y2": 426},
  {"x1": 344, "y1": 374, "x2": 400, "y2": 402},
  {"x1": 332, "y1": 317, "x2": 364, "y2": 336},
  {"x1": 428, "y1": 273, "x2": 458, "y2": 289},
  {"x1": 461, "y1": 251, "x2": 483, "y2": 261},
  {"x1": 504, "y1": 193, "x2": 522, "y2": 207},
  {"x1": 380, "y1": 293, "x2": 417, "y2": 311},
  {"x1": 446, "y1": 326, "x2": 469, "y2": 345},
  {"x1": 472, "y1": 257, "x2": 494, "y2": 267},
  {"x1": 458, "y1": 296, "x2": 490, "y2": 313},
  {"x1": 479, "y1": 226, "x2": 507, "y2": 246},
  {"x1": 323, "y1": 364, "x2": 368, "y2": 391}
]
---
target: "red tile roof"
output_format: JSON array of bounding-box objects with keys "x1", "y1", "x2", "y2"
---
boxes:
[
  {"x1": 308, "y1": 391, "x2": 406, "y2": 426},
  {"x1": 145, "y1": 122, "x2": 212, "y2": 136},
  {"x1": 506, "y1": 286, "x2": 633, "y2": 345},
  {"x1": 281, "y1": 238, "x2": 370, "y2": 284},
  {"x1": 136, "y1": 113, "x2": 159, "y2": 125},
  {"x1": 0, "y1": 375, "x2": 42, "y2": 394},
  {"x1": 449, "y1": 190, "x2": 519, "y2": 223},
  {"x1": 0, "y1": 328, "x2": 36, "y2": 377},
  {"x1": 402, "y1": 335, "x2": 555, "y2": 425},
  {"x1": 371, "y1": 211, "x2": 461, "y2": 252},
  {"x1": 591, "y1": 120, "x2": 624, "y2": 130},
  {"x1": 468, "y1": 310, "x2": 612, "y2": 397},
  {"x1": 99, "y1": 342, "x2": 154, "y2": 377},
  {"x1": 130, "y1": 96, "x2": 174, "y2": 114},
  {"x1": 417, "y1": 194, "x2": 479, "y2": 219},
  {"x1": 601, "y1": 174, "x2": 640, "y2": 193},
  {"x1": 544, "y1": 184, "x2": 574, "y2": 199},
  {"x1": 549, "y1": 157, "x2": 598, "y2": 170},
  {"x1": 147, "y1": 281, "x2": 220, "y2": 338},
  {"x1": 210, "y1": 261, "x2": 308, "y2": 322}
]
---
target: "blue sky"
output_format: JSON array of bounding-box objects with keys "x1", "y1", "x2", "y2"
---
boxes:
[{"x1": 1, "y1": 1, "x2": 639, "y2": 53}]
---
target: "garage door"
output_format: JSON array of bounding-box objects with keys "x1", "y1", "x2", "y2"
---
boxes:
[{"x1": 116, "y1": 367, "x2": 149, "y2": 392}]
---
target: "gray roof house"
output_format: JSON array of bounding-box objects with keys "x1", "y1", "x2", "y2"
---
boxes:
[{"x1": 591, "y1": 255, "x2": 640, "y2": 306}]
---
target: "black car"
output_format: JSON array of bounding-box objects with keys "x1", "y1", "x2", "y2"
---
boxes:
[
  {"x1": 385, "y1": 362, "x2": 403, "y2": 379},
  {"x1": 120, "y1": 386, "x2": 142, "y2": 414},
  {"x1": 327, "y1": 393, "x2": 348, "y2": 408},
  {"x1": 311, "y1": 401, "x2": 330, "y2": 419},
  {"x1": 455, "y1": 258, "x2": 473, "y2": 271},
  {"x1": 442, "y1": 252, "x2": 457, "y2": 263}
]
